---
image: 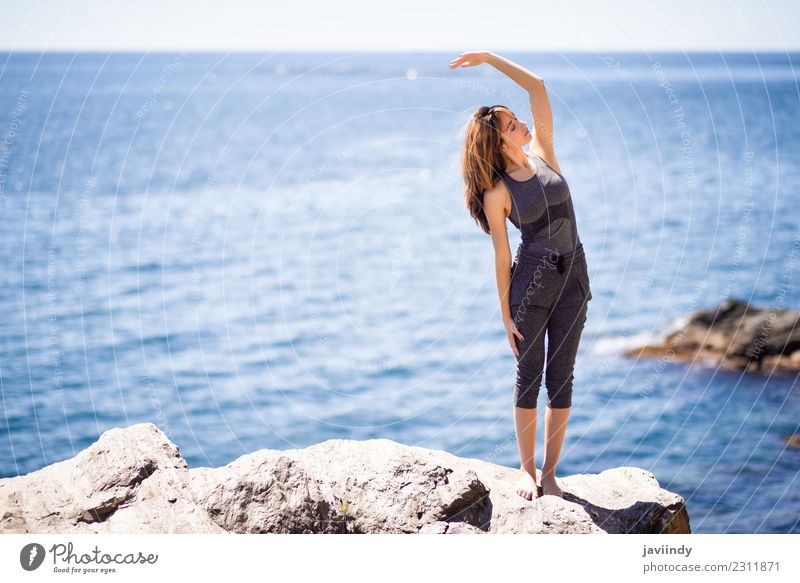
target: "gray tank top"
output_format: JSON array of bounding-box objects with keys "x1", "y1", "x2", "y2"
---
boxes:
[{"x1": 499, "y1": 152, "x2": 582, "y2": 256}]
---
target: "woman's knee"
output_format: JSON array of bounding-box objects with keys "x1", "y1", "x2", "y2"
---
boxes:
[
  {"x1": 545, "y1": 371, "x2": 574, "y2": 408},
  {"x1": 515, "y1": 361, "x2": 543, "y2": 408},
  {"x1": 546, "y1": 390, "x2": 572, "y2": 409},
  {"x1": 515, "y1": 385, "x2": 540, "y2": 408}
]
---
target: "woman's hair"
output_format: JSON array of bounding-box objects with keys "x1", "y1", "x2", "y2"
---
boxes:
[{"x1": 461, "y1": 104, "x2": 510, "y2": 235}]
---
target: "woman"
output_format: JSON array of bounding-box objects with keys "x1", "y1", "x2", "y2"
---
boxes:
[{"x1": 450, "y1": 51, "x2": 593, "y2": 502}]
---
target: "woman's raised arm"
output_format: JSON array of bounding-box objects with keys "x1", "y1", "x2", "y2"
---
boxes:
[
  {"x1": 483, "y1": 52, "x2": 554, "y2": 156},
  {"x1": 451, "y1": 51, "x2": 555, "y2": 157}
]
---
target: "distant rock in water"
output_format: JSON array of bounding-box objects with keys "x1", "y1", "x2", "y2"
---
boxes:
[
  {"x1": 0, "y1": 423, "x2": 690, "y2": 534},
  {"x1": 624, "y1": 299, "x2": 800, "y2": 374}
]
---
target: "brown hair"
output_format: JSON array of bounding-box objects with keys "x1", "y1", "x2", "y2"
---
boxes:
[{"x1": 460, "y1": 104, "x2": 511, "y2": 235}]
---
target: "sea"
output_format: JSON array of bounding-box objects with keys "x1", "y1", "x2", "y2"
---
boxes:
[{"x1": 0, "y1": 51, "x2": 798, "y2": 533}]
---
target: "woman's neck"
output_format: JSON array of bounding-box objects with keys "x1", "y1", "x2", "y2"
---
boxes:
[{"x1": 504, "y1": 149, "x2": 530, "y2": 173}]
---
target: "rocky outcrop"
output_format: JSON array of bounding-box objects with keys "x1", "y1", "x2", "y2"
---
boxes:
[
  {"x1": 624, "y1": 299, "x2": 800, "y2": 374},
  {"x1": 0, "y1": 423, "x2": 690, "y2": 534}
]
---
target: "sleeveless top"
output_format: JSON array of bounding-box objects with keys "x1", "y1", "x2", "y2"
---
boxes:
[{"x1": 498, "y1": 152, "x2": 582, "y2": 256}]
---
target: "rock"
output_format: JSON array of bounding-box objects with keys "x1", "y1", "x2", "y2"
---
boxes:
[
  {"x1": 0, "y1": 424, "x2": 223, "y2": 534},
  {"x1": 0, "y1": 423, "x2": 690, "y2": 534},
  {"x1": 623, "y1": 299, "x2": 800, "y2": 374}
]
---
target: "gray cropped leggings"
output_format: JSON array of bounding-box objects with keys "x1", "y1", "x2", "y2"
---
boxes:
[
  {"x1": 508, "y1": 243, "x2": 592, "y2": 409},
  {"x1": 511, "y1": 297, "x2": 588, "y2": 409}
]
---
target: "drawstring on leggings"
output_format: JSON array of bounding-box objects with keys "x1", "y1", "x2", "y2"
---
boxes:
[{"x1": 555, "y1": 254, "x2": 566, "y2": 275}]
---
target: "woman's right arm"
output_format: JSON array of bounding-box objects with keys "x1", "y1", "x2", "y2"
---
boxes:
[
  {"x1": 484, "y1": 184, "x2": 525, "y2": 357},
  {"x1": 453, "y1": 51, "x2": 557, "y2": 168},
  {"x1": 483, "y1": 52, "x2": 543, "y2": 93}
]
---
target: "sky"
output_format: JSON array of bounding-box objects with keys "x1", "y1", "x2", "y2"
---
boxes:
[{"x1": 0, "y1": 0, "x2": 798, "y2": 52}]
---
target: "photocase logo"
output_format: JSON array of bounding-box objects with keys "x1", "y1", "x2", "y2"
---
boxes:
[
  {"x1": 19, "y1": 543, "x2": 46, "y2": 571},
  {"x1": 17, "y1": 541, "x2": 158, "y2": 574}
]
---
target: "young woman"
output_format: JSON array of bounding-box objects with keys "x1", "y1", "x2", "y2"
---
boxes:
[{"x1": 450, "y1": 51, "x2": 593, "y2": 502}]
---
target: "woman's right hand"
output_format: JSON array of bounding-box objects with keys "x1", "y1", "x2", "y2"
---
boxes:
[
  {"x1": 449, "y1": 51, "x2": 491, "y2": 69},
  {"x1": 504, "y1": 316, "x2": 524, "y2": 358}
]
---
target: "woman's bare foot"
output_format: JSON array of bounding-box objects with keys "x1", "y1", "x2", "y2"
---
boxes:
[
  {"x1": 515, "y1": 470, "x2": 540, "y2": 500},
  {"x1": 540, "y1": 473, "x2": 563, "y2": 497}
]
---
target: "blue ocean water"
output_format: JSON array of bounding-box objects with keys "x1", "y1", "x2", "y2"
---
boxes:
[{"x1": 0, "y1": 51, "x2": 798, "y2": 533}]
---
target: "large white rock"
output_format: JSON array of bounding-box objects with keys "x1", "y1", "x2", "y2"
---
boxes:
[{"x1": 0, "y1": 423, "x2": 689, "y2": 534}]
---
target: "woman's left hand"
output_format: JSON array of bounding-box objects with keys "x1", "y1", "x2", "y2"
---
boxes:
[{"x1": 449, "y1": 51, "x2": 491, "y2": 69}]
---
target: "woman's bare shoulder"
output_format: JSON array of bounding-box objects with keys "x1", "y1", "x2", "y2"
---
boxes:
[{"x1": 484, "y1": 179, "x2": 512, "y2": 218}]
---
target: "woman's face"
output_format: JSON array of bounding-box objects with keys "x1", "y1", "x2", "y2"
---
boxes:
[{"x1": 498, "y1": 110, "x2": 531, "y2": 150}]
